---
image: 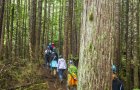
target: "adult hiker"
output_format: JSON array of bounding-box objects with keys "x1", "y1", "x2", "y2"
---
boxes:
[
  {"x1": 67, "y1": 60, "x2": 78, "y2": 90},
  {"x1": 57, "y1": 55, "x2": 67, "y2": 83},
  {"x1": 50, "y1": 55, "x2": 58, "y2": 77},
  {"x1": 44, "y1": 46, "x2": 51, "y2": 67},
  {"x1": 50, "y1": 48, "x2": 58, "y2": 62},
  {"x1": 112, "y1": 65, "x2": 124, "y2": 90}
]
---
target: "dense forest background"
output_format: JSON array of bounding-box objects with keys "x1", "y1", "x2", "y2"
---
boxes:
[
  {"x1": 0, "y1": 0, "x2": 82, "y2": 89},
  {"x1": 0, "y1": 0, "x2": 140, "y2": 90}
]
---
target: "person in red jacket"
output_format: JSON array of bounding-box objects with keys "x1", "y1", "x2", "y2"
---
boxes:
[{"x1": 52, "y1": 43, "x2": 55, "y2": 49}]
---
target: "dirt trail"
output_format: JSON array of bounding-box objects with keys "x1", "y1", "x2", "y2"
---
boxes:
[{"x1": 41, "y1": 65, "x2": 67, "y2": 90}]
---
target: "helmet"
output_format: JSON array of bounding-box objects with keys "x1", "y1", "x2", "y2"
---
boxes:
[{"x1": 112, "y1": 65, "x2": 116, "y2": 73}]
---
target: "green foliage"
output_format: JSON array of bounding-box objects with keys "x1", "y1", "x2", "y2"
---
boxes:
[
  {"x1": 68, "y1": 54, "x2": 79, "y2": 61},
  {"x1": 0, "y1": 59, "x2": 46, "y2": 89},
  {"x1": 21, "y1": 83, "x2": 48, "y2": 90},
  {"x1": 89, "y1": 12, "x2": 93, "y2": 21},
  {"x1": 89, "y1": 43, "x2": 92, "y2": 52}
]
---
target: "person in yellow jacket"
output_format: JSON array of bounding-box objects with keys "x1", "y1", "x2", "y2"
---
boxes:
[{"x1": 67, "y1": 60, "x2": 78, "y2": 90}]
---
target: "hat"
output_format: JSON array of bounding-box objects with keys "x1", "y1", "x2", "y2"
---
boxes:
[{"x1": 112, "y1": 65, "x2": 116, "y2": 73}]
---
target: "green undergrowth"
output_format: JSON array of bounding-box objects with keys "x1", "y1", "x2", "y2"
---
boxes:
[{"x1": 0, "y1": 58, "x2": 47, "y2": 90}]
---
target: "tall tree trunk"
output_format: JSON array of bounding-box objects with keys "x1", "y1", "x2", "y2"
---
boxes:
[
  {"x1": 125, "y1": 0, "x2": 131, "y2": 89},
  {"x1": 42, "y1": 0, "x2": 47, "y2": 52},
  {"x1": 0, "y1": 0, "x2": 5, "y2": 44},
  {"x1": 28, "y1": 0, "x2": 31, "y2": 60},
  {"x1": 10, "y1": 2, "x2": 14, "y2": 61},
  {"x1": 114, "y1": 0, "x2": 121, "y2": 73},
  {"x1": 134, "y1": 0, "x2": 140, "y2": 88},
  {"x1": 23, "y1": 0, "x2": 27, "y2": 59},
  {"x1": 30, "y1": 0, "x2": 37, "y2": 61},
  {"x1": 72, "y1": 0, "x2": 77, "y2": 57},
  {"x1": 15, "y1": 0, "x2": 18, "y2": 60},
  {"x1": 46, "y1": 0, "x2": 51, "y2": 44},
  {"x1": 76, "y1": 0, "x2": 82, "y2": 58},
  {"x1": 51, "y1": 3, "x2": 54, "y2": 42},
  {"x1": 0, "y1": 0, "x2": 5, "y2": 59},
  {"x1": 63, "y1": 0, "x2": 69, "y2": 59},
  {"x1": 0, "y1": 9, "x2": 6, "y2": 60},
  {"x1": 68, "y1": 0, "x2": 73, "y2": 57},
  {"x1": 36, "y1": 0, "x2": 42, "y2": 60},
  {"x1": 58, "y1": 0, "x2": 63, "y2": 55},
  {"x1": 5, "y1": 0, "x2": 11, "y2": 60},
  {"x1": 78, "y1": 0, "x2": 115, "y2": 89}
]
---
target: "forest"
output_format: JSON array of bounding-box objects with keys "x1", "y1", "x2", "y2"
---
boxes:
[{"x1": 0, "y1": 0, "x2": 140, "y2": 90}]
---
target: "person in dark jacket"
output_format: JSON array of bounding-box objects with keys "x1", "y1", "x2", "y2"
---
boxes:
[
  {"x1": 112, "y1": 65, "x2": 124, "y2": 90},
  {"x1": 44, "y1": 46, "x2": 51, "y2": 67},
  {"x1": 48, "y1": 43, "x2": 53, "y2": 51}
]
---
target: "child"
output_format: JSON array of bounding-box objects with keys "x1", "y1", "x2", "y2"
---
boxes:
[
  {"x1": 57, "y1": 55, "x2": 67, "y2": 83},
  {"x1": 67, "y1": 60, "x2": 78, "y2": 90}
]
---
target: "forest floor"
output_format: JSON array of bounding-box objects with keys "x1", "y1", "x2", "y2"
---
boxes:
[{"x1": 41, "y1": 65, "x2": 67, "y2": 90}]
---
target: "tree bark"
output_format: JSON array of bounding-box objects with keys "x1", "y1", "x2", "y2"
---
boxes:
[
  {"x1": 42, "y1": 0, "x2": 47, "y2": 52},
  {"x1": 10, "y1": 2, "x2": 14, "y2": 60},
  {"x1": 134, "y1": 0, "x2": 140, "y2": 88},
  {"x1": 0, "y1": 0, "x2": 5, "y2": 57},
  {"x1": 125, "y1": 0, "x2": 131, "y2": 89},
  {"x1": 63, "y1": 0, "x2": 69, "y2": 59},
  {"x1": 30, "y1": 0, "x2": 37, "y2": 61},
  {"x1": 51, "y1": 3, "x2": 54, "y2": 42},
  {"x1": 0, "y1": 0, "x2": 5, "y2": 44},
  {"x1": 36, "y1": 0, "x2": 42, "y2": 60},
  {"x1": 78, "y1": 0, "x2": 116, "y2": 90},
  {"x1": 114, "y1": 0, "x2": 121, "y2": 73},
  {"x1": 58, "y1": 0, "x2": 63, "y2": 55}
]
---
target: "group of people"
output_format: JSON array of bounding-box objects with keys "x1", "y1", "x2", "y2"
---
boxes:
[
  {"x1": 44, "y1": 43, "x2": 78, "y2": 90},
  {"x1": 44, "y1": 43, "x2": 124, "y2": 90},
  {"x1": 44, "y1": 43, "x2": 59, "y2": 77}
]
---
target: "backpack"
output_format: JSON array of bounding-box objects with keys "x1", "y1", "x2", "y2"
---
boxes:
[
  {"x1": 45, "y1": 49, "x2": 51, "y2": 55},
  {"x1": 50, "y1": 59, "x2": 58, "y2": 68}
]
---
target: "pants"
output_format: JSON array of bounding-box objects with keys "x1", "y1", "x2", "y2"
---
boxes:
[
  {"x1": 67, "y1": 85, "x2": 77, "y2": 90},
  {"x1": 58, "y1": 69, "x2": 65, "y2": 81},
  {"x1": 45, "y1": 54, "x2": 49, "y2": 65},
  {"x1": 51, "y1": 67, "x2": 57, "y2": 76}
]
